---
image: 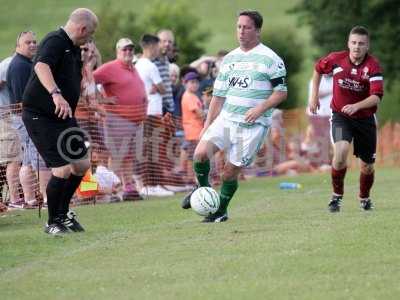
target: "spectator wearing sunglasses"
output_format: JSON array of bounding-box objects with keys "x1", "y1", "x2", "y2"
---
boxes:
[{"x1": 7, "y1": 30, "x2": 51, "y2": 209}]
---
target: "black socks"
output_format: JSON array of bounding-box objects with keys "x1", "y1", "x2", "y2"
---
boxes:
[
  {"x1": 58, "y1": 174, "x2": 84, "y2": 217},
  {"x1": 46, "y1": 174, "x2": 84, "y2": 224},
  {"x1": 46, "y1": 175, "x2": 67, "y2": 224}
]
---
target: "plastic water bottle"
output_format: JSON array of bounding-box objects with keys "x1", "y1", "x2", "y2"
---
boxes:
[{"x1": 279, "y1": 182, "x2": 302, "y2": 190}]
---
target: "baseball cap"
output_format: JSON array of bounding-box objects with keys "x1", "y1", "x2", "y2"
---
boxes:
[
  {"x1": 116, "y1": 38, "x2": 134, "y2": 49},
  {"x1": 183, "y1": 72, "x2": 200, "y2": 81}
]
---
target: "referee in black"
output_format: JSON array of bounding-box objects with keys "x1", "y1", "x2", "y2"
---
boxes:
[{"x1": 22, "y1": 8, "x2": 98, "y2": 235}]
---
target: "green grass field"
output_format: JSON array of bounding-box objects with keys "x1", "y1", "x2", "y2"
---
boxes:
[{"x1": 1, "y1": 168, "x2": 399, "y2": 300}]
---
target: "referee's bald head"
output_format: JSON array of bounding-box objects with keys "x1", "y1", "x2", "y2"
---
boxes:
[
  {"x1": 64, "y1": 8, "x2": 98, "y2": 46},
  {"x1": 69, "y1": 8, "x2": 98, "y2": 29}
]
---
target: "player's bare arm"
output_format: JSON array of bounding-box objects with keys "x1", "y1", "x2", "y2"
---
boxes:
[
  {"x1": 309, "y1": 70, "x2": 322, "y2": 114},
  {"x1": 341, "y1": 94, "x2": 381, "y2": 116},
  {"x1": 244, "y1": 90, "x2": 287, "y2": 123},
  {"x1": 34, "y1": 62, "x2": 72, "y2": 119}
]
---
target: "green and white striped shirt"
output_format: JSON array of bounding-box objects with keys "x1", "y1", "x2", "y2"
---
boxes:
[{"x1": 213, "y1": 43, "x2": 287, "y2": 126}]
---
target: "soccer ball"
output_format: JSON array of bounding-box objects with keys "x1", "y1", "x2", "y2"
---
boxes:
[{"x1": 190, "y1": 187, "x2": 220, "y2": 216}]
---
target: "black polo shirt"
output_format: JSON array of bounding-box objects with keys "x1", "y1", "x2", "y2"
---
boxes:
[
  {"x1": 6, "y1": 53, "x2": 32, "y2": 104},
  {"x1": 23, "y1": 28, "x2": 82, "y2": 118}
]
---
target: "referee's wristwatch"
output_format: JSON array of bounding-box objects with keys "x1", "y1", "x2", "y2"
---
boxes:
[{"x1": 50, "y1": 87, "x2": 61, "y2": 96}]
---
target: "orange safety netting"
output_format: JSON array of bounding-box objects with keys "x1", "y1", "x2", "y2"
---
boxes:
[{"x1": 0, "y1": 104, "x2": 399, "y2": 207}]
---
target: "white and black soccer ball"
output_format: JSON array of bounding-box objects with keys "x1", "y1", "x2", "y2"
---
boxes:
[{"x1": 190, "y1": 187, "x2": 220, "y2": 216}]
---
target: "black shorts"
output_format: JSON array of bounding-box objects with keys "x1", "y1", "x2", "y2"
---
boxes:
[
  {"x1": 331, "y1": 112, "x2": 377, "y2": 164},
  {"x1": 22, "y1": 110, "x2": 89, "y2": 168}
]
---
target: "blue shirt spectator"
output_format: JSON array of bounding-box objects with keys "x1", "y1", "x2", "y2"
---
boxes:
[{"x1": 7, "y1": 53, "x2": 33, "y2": 104}]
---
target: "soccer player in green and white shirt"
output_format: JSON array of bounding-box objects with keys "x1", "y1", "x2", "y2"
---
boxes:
[{"x1": 181, "y1": 10, "x2": 287, "y2": 222}]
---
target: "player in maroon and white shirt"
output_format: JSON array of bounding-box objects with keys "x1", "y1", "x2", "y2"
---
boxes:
[{"x1": 309, "y1": 26, "x2": 384, "y2": 212}]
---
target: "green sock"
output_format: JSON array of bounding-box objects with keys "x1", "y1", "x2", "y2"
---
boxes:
[
  {"x1": 218, "y1": 180, "x2": 238, "y2": 214},
  {"x1": 193, "y1": 160, "x2": 211, "y2": 187}
]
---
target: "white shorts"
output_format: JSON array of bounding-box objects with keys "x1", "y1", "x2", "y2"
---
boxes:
[{"x1": 201, "y1": 115, "x2": 269, "y2": 167}]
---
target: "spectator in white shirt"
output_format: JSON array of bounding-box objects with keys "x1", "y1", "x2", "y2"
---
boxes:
[
  {"x1": 136, "y1": 34, "x2": 165, "y2": 116},
  {"x1": 135, "y1": 34, "x2": 173, "y2": 197}
]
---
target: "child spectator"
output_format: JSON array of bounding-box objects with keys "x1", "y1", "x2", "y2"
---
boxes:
[
  {"x1": 181, "y1": 72, "x2": 204, "y2": 182},
  {"x1": 92, "y1": 149, "x2": 122, "y2": 203},
  {"x1": 169, "y1": 63, "x2": 183, "y2": 118},
  {"x1": 201, "y1": 86, "x2": 213, "y2": 116}
]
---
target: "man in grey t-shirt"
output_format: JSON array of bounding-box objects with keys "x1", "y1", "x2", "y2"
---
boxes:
[
  {"x1": 153, "y1": 29, "x2": 175, "y2": 115},
  {"x1": 0, "y1": 55, "x2": 23, "y2": 206},
  {"x1": 0, "y1": 56, "x2": 13, "y2": 106}
]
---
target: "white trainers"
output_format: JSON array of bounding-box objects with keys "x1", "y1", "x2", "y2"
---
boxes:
[
  {"x1": 140, "y1": 185, "x2": 174, "y2": 197},
  {"x1": 8, "y1": 199, "x2": 25, "y2": 209},
  {"x1": 26, "y1": 199, "x2": 37, "y2": 205},
  {"x1": 163, "y1": 184, "x2": 196, "y2": 192},
  {"x1": 156, "y1": 185, "x2": 174, "y2": 196}
]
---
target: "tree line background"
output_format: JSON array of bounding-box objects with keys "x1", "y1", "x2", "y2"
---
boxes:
[
  {"x1": 94, "y1": 0, "x2": 398, "y2": 123},
  {"x1": 0, "y1": 0, "x2": 397, "y2": 123}
]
